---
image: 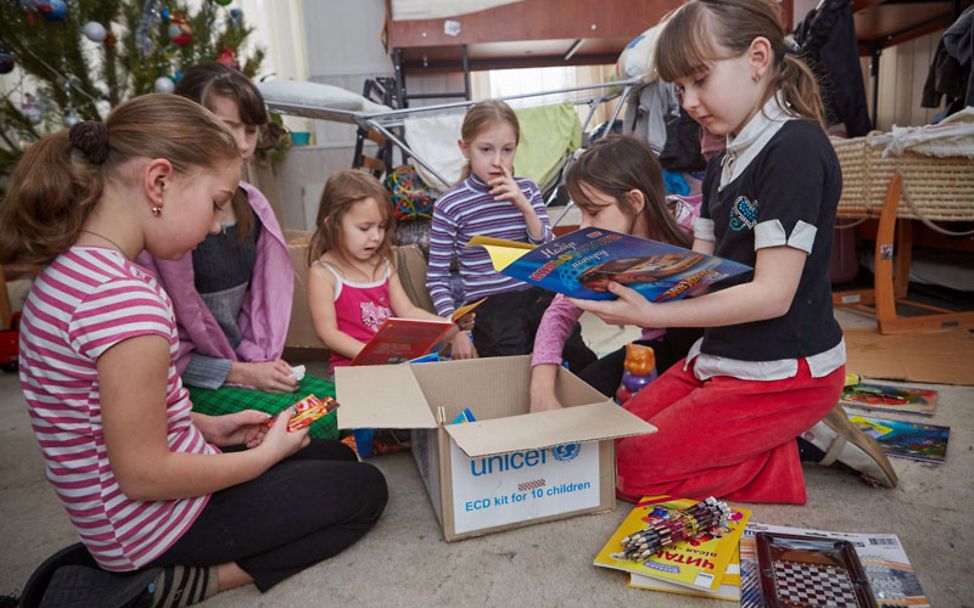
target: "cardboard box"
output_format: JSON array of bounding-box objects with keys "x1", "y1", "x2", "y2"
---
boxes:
[
  {"x1": 336, "y1": 355, "x2": 657, "y2": 541},
  {"x1": 284, "y1": 230, "x2": 325, "y2": 349}
]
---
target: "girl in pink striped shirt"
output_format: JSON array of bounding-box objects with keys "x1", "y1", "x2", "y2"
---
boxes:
[{"x1": 1, "y1": 94, "x2": 387, "y2": 605}]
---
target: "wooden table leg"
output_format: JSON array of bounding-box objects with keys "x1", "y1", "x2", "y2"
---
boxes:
[
  {"x1": 894, "y1": 218, "x2": 912, "y2": 299},
  {"x1": 873, "y1": 174, "x2": 901, "y2": 325}
]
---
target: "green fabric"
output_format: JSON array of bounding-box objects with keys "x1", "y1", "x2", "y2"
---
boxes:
[
  {"x1": 188, "y1": 374, "x2": 339, "y2": 440},
  {"x1": 514, "y1": 102, "x2": 582, "y2": 188}
]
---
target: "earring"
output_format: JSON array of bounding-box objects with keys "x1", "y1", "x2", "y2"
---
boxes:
[
  {"x1": 152, "y1": 207, "x2": 162, "y2": 217},
  {"x1": 752, "y1": 72, "x2": 760, "y2": 82}
]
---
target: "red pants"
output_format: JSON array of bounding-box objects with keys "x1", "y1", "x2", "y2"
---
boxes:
[{"x1": 616, "y1": 358, "x2": 844, "y2": 504}]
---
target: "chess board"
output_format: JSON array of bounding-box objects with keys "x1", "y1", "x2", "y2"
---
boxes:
[{"x1": 756, "y1": 532, "x2": 877, "y2": 608}]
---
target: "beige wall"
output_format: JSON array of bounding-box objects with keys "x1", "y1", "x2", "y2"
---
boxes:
[{"x1": 868, "y1": 29, "x2": 945, "y2": 131}]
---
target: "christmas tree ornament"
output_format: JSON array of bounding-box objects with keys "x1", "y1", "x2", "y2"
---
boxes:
[
  {"x1": 136, "y1": 0, "x2": 160, "y2": 55},
  {"x1": 37, "y1": 0, "x2": 67, "y2": 21},
  {"x1": 63, "y1": 111, "x2": 81, "y2": 128},
  {"x1": 0, "y1": 50, "x2": 14, "y2": 75},
  {"x1": 229, "y1": 8, "x2": 243, "y2": 28},
  {"x1": 160, "y1": 7, "x2": 170, "y2": 22},
  {"x1": 213, "y1": 0, "x2": 232, "y2": 5},
  {"x1": 82, "y1": 21, "x2": 108, "y2": 43},
  {"x1": 217, "y1": 47, "x2": 239, "y2": 70},
  {"x1": 154, "y1": 76, "x2": 176, "y2": 93},
  {"x1": 104, "y1": 31, "x2": 117, "y2": 48},
  {"x1": 168, "y1": 12, "x2": 193, "y2": 45},
  {"x1": 21, "y1": 93, "x2": 45, "y2": 124}
]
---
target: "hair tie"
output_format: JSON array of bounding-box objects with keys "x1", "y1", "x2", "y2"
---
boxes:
[{"x1": 69, "y1": 121, "x2": 110, "y2": 165}]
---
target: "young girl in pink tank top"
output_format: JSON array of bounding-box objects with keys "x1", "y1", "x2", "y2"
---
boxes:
[{"x1": 306, "y1": 171, "x2": 471, "y2": 372}]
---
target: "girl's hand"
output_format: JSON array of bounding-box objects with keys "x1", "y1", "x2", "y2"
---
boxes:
[
  {"x1": 197, "y1": 410, "x2": 270, "y2": 448},
  {"x1": 530, "y1": 386, "x2": 564, "y2": 413},
  {"x1": 488, "y1": 165, "x2": 530, "y2": 210},
  {"x1": 231, "y1": 360, "x2": 300, "y2": 393},
  {"x1": 569, "y1": 281, "x2": 655, "y2": 327},
  {"x1": 258, "y1": 407, "x2": 310, "y2": 463},
  {"x1": 450, "y1": 331, "x2": 478, "y2": 359},
  {"x1": 455, "y1": 312, "x2": 475, "y2": 332}
]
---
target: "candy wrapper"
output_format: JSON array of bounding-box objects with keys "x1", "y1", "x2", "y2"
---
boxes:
[{"x1": 266, "y1": 395, "x2": 339, "y2": 432}]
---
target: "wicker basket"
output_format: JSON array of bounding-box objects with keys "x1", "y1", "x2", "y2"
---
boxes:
[{"x1": 832, "y1": 137, "x2": 974, "y2": 221}]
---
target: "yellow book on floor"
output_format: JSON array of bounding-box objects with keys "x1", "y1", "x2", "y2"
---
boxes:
[
  {"x1": 627, "y1": 548, "x2": 740, "y2": 601},
  {"x1": 593, "y1": 496, "x2": 750, "y2": 594}
]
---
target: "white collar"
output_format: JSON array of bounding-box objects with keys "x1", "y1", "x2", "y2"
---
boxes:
[{"x1": 719, "y1": 94, "x2": 796, "y2": 190}]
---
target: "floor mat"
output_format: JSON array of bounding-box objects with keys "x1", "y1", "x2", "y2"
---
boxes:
[{"x1": 844, "y1": 328, "x2": 974, "y2": 385}]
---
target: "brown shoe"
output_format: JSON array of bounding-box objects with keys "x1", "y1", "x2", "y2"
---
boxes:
[{"x1": 801, "y1": 404, "x2": 899, "y2": 488}]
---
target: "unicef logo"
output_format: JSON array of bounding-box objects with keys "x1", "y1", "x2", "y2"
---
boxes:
[{"x1": 551, "y1": 443, "x2": 581, "y2": 461}]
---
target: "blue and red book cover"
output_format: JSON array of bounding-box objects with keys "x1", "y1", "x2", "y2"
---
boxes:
[{"x1": 471, "y1": 227, "x2": 751, "y2": 302}]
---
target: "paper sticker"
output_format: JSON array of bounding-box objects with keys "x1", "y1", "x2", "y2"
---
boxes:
[{"x1": 450, "y1": 440, "x2": 600, "y2": 534}]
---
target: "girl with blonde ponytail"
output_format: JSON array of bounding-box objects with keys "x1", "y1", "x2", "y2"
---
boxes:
[{"x1": 572, "y1": 0, "x2": 898, "y2": 504}]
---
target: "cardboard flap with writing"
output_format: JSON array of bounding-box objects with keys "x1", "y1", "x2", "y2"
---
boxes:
[
  {"x1": 335, "y1": 365, "x2": 438, "y2": 429},
  {"x1": 443, "y1": 402, "x2": 656, "y2": 458}
]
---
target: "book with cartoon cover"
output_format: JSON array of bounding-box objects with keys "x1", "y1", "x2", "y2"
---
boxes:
[
  {"x1": 840, "y1": 382, "x2": 938, "y2": 417},
  {"x1": 848, "y1": 415, "x2": 949, "y2": 464},
  {"x1": 350, "y1": 317, "x2": 455, "y2": 366},
  {"x1": 593, "y1": 496, "x2": 751, "y2": 593},
  {"x1": 469, "y1": 227, "x2": 751, "y2": 301}
]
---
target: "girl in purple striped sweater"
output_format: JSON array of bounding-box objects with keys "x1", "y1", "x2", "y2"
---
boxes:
[{"x1": 426, "y1": 100, "x2": 593, "y2": 366}]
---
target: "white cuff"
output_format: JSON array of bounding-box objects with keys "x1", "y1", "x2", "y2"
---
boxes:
[
  {"x1": 693, "y1": 217, "x2": 716, "y2": 242},
  {"x1": 753, "y1": 219, "x2": 818, "y2": 253},
  {"x1": 787, "y1": 220, "x2": 817, "y2": 253},
  {"x1": 754, "y1": 219, "x2": 787, "y2": 249}
]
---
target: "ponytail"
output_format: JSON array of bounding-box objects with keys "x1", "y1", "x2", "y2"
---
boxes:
[
  {"x1": 0, "y1": 131, "x2": 103, "y2": 265},
  {"x1": 772, "y1": 54, "x2": 825, "y2": 128}
]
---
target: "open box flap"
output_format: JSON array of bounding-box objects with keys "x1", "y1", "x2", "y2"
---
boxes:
[
  {"x1": 335, "y1": 364, "x2": 438, "y2": 429},
  {"x1": 443, "y1": 401, "x2": 656, "y2": 458}
]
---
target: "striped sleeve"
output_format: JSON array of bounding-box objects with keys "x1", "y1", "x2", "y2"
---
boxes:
[
  {"x1": 427, "y1": 192, "x2": 462, "y2": 318},
  {"x1": 524, "y1": 179, "x2": 552, "y2": 244},
  {"x1": 68, "y1": 279, "x2": 173, "y2": 360}
]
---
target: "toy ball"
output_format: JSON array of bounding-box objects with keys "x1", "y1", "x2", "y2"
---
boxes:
[
  {"x1": 83, "y1": 21, "x2": 107, "y2": 43},
  {"x1": 154, "y1": 76, "x2": 176, "y2": 93},
  {"x1": 37, "y1": 0, "x2": 67, "y2": 21},
  {"x1": 0, "y1": 50, "x2": 14, "y2": 75},
  {"x1": 384, "y1": 164, "x2": 435, "y2": 221}
]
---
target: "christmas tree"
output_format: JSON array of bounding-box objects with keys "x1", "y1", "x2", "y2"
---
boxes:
[{"x1": 0, "y1": 0, "x2": 267, "y2": 185}]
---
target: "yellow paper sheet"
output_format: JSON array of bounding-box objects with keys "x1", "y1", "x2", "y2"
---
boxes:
[{"x1": 466, "y1": 235, "x2": 536, "y2": 271}]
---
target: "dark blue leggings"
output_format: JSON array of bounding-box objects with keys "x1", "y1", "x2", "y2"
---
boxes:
[{"x1": 149, "y1": 440, "x2": 387, "y2": 591}]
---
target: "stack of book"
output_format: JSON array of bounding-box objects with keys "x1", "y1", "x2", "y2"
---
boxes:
[
  {"x1": 841, "y1": 380, "x2": 950, "y2": 464},
  {"x1": 594, "y1": 498, "x2": 929, "y2": 605},
  {"x1": 594, "y1": 496, "x2": 751, "y2": 600}
]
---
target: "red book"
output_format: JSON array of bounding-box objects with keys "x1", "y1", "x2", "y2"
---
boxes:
[{"x1": 351, "y1": 317, "x2": 455, "y2": 366}]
